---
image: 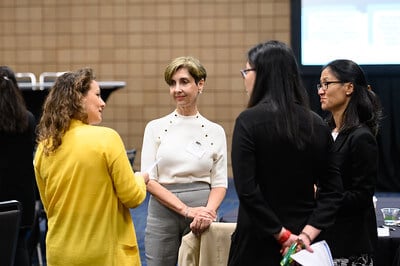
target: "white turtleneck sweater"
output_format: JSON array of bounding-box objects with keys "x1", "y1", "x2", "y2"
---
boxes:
[{"x1": 141, "y1": 111, "x2": 228, "y2": 188}]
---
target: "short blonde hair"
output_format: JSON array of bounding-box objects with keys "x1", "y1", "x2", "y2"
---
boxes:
[{"x1": 164, "y1": 56, "x2": 207, "y2": 85}]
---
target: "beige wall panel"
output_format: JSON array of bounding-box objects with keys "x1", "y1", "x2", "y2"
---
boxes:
[{"x1": 1, "y1": 0, "x2": 291, "y2": 175}]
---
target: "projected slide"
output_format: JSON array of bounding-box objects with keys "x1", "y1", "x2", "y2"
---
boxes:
[{"x1": 301, "y1": 0, "x2": 400, "y2": 65}]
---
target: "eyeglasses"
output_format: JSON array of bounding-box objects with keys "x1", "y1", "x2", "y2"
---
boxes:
[
  {"x1": 240, "y1": 68, "x2": 255, "y2": 78},
  {"x1": 317, "y1": 81, "x2": 343, "y2": 91}
]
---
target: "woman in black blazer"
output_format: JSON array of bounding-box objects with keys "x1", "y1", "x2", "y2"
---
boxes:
[
  {"x1": 227, "y1": 41, "x2": 344, "y2": 266},
  {"x1": 317, "y1": 59, "x2": 382, "y2": 265}
]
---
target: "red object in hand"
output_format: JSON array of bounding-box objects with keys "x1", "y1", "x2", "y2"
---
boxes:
[{"x1": 278, "y1": 229, "x2": 291, "y2": 244}]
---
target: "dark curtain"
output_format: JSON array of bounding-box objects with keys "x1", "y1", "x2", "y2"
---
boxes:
[{"x1": 302, "y1": 73, "x2": 400, "y2": 192}]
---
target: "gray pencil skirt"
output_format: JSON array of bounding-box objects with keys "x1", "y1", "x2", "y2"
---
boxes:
[{"x1": 145, "y1": 182, "x2": 211, "y2": 266}]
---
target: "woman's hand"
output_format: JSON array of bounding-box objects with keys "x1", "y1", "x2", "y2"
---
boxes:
[
  {"x1": 186, "y1": 206, "x2": 216, "y2": 220},
  {"x1": 190, "y1": 215, "x2": 213, "y2": 236},
  {"x1": 186, "y1": 206, "x2": 216, "y2": 236},
  {"x1": 281, "y1": 233, "x2": 314, "y2": 255},
  {"x1": 134, "y1": 171, "x2": 150, "y2": 184},
  {"x1": 142, "y1": 172, "x2": 150, "y2": 184},
  {"x1": 280, "y1": 234, "x2": 299, "y2": 255},
  {"x1": 297, "y1": 232, "x2": 313, "y2": 252}
]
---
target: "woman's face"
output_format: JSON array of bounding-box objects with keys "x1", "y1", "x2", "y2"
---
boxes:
[
  {"x1": 169, "y1": 67, "x2": 203, "y2": 112},
  {"x1": 318, "y1": 67, "x2": 353, "y2": 114},
  {"x1": 242, "y1": 62, "x2": 256, "y2": 96},
  {"x1": 83, "y1": 80, "x2": 106, "y2": 125}
]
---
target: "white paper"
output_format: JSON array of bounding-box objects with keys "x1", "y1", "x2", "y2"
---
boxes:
[
  {"x1": 145, "y1": 157, "x2": 162, "y2": 173},
  {"x1": 378, "y1": 226, "x2": 390, "y2": 237},
  {"x1": 290, "y1": 240, "x2": 334, "y2": 266}
]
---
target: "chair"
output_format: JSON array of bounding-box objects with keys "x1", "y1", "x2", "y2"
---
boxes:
[
  {"x1": 0, "y1": 200, "x2": 22, "y2": 266},
  {"x1": 26, "y1": 200, "x2": 45, "y2": 266},
  {"x1": 39, "y1": 72, "x2": 66, "y2": 90},
  {"x1": 178, "y1": 222, "x2": 236, "y2": 266},
  {"x1": 126, "y1": 148, "x2": 137, "y2": 168},
  {"x1": 16, "y1": 72, "x2": 37, "y2": 90}
]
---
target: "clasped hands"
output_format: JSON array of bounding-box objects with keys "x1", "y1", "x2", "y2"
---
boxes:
[{"x1": 186, "y1": 206, "x2": 216, "y2": 237}]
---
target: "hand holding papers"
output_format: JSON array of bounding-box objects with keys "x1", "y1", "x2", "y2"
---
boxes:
[{"x1": 290, "y1": 240, "x2": 334, "y2": 266}]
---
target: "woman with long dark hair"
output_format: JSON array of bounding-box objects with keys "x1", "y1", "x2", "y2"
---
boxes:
[
  {"x1": 0, "y1": 65, "x2": 36, "y2": 266},
  {"x1": 228, "y1": 41, "x2": 343, "y2": 265},
  {"x1": 317, "y1": 59, "x2": 382, "y2": 265}
]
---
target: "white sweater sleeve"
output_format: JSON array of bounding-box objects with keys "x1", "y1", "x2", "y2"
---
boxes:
[{"x1": 141, "y1": 120, "x2": 159, "y2": 180}]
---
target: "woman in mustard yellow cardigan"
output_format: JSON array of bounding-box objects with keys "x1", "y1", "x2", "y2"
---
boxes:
[{"x1": 34, "y1": 68, "x2": 147, "y2": 265}]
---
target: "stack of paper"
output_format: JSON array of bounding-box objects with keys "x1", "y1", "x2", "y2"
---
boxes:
[{"x1": 290, "y1": 240, "x2": 334, "y2": 266}]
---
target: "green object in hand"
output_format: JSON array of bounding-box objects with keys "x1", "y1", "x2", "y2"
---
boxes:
[{"x1": 280, "y1": 242, "x2": 297, "y2": 266}]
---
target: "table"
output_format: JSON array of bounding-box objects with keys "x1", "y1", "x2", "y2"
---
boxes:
[
  {"x1": 375, "y1": 193, "x2": 400, "y2": 266},
  {"x1": 19, "y1": 81, "x2": 125, "y2": 121}
]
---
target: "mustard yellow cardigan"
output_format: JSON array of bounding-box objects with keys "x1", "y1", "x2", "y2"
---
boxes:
[{"x1": 34, "y1": 120, "x2": 146, "y2": 265}]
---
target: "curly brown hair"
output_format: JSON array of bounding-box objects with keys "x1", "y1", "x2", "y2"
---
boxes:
[{"x1": 36, "y1": 67, "x2": 95, "y2": 155}]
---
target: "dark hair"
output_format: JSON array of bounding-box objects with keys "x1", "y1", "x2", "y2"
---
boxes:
[
  {"x1": 36, "y1": 67, "x2": 95, "y2": 155},
  {"x1": 0, "y1": 66, "x2": 29, "y2": 133},
  {"x1": 322, "y1": 59, "x2": 382, "y2": 135},
  {"x1": 246, "y1": 40, "x2": 311, "y2": 149}
]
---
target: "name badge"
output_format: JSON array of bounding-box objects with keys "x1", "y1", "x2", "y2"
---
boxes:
[{"x1": 186, "y1": 141, "x2": 205, "y2": 159}]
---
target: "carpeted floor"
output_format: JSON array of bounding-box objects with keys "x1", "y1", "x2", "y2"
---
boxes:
[{"x1": 130, "y1": 178, "x2": 239, "y2": 266}]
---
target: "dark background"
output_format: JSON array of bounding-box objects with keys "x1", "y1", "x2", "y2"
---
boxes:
[
  {"x1": 290, "y1": 0, "x2": 400, "y2": 191},
  {"x1": 302, "y1": 73, "x2": 400, "y2": 192}
]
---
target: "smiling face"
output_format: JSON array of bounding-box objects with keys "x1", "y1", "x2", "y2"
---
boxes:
[
  {"x1": 318, "y1": 67, "x2": 353, "y2": 115},
  {"x1": 169, "y1": 67, "x2": 204, "y2": 115},
  {"x1": 83, "y1": 80, "x2": 105, "y2": 125}
]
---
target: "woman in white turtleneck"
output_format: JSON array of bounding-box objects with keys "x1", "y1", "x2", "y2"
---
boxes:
[{"x1": 141, "y1": 56, "x2": 228, "y2": 266}]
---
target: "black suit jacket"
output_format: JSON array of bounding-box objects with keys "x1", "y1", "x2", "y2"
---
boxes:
[
  {"x1": 228, "y1": 103, "x2": 343, "y2": 266},
  {"x1": 318, "y1": 125, "x2": 378, "y2": 258}
]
